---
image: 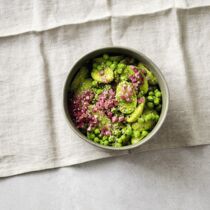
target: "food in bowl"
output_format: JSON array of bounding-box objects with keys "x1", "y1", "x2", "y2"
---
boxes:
[{"x1": 68, "y1": 54, "x2": 162, "y2": 147}]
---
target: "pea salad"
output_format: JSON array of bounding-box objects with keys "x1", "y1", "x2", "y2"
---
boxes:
[{"x1": 69, "y1": 54, "x2": 162, "y2": 147}]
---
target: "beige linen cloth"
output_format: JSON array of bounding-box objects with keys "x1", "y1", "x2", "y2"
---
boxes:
[{"x1": 0, "y1": 0, "x2": 210, "y2": 177}]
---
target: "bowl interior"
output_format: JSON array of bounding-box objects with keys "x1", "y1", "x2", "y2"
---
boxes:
[{"x1": 63, "y1": 47, "x2": 169, "y2": 151}]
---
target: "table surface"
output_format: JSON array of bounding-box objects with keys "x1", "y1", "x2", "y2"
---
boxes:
[{"x1": 0, "y1": 145, "x2": 210, "y2": 210}]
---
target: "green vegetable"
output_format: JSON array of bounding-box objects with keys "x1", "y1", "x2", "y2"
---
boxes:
[
  {"x1": 116, "y1": 81, "x2": 137, "y2": 114},
  {"x1": 147, "y1": 96, "x2": 153, "y2": 101},
  {"x1": 103, "y1": 54, "x2": 109, "y2": 60},
  {"x1": 131, "y1": 138, "x2": 142, "y2": 145},
  {"x1": 155, "y1": 91, "x2": 162, "y2": 98},
  {"x1": 147, "y1": 102, "x2": 154, "y2": 109},
  {"x1": 132, "y1": 109, "x2": 159, "y2": 132},
  {"x1": 138, "y1": 63, "x2": 158, "y2": 85},
  {"x1": 120, "y1": 66, "x2": 135, "y2": 81},
  {"x1": 70, "y1": 54, "x2": 163, "y2": 148},
  {"x1": 91, "y1": 67, "x2": 114, "y2": 83},
  {"x1": 114, "y1": 142, "x2": 122, "y2": 147},
  {"x1": 141, "y1": 130, "x2": 148, "y2": 137},
  {"x1": 118, "y1": 63, "x2": 126, "y2": 69},
  {"x1": 156, "y1": 104, "x2": 162, "y2": 112},
  {"x1": 127, "y1": 97, "x2": 145, "y2": 123},
  {"x1": 110, "y1": 56, "x2": 124, "y2": 62},
  {"x1": 117, "y1": 68, "x2": 123, "y2": 74},
  {"x1": 104, "y1": 140, "x2": 109, "y2": 146},
  {"x1": 75, "y1": 78, "x2": 93, "y2": 95},
  {"x1": 109, "y1": 136, "x2": 115, "y2": 143},
  {"x1": 133, "y1": 130, "x2": 141, "y2": 138},
  {"x1": 94, "y1": 128, "x2": 100, "y2": 135},
  {"x1": 140, "y1": 77, "x2": 148, "y2": 94},
  {"x1": 70, "y1": 67, "x2": 88, "y2": 92},
  {"x1": 94, "y1": 137, "x2": 100, "y2": 143},
  {"x1": 148, "y1": 91, "x2": 154, "y2": 96},
  {"x1": 154, "y1": 98, "x2": 160, "y2": 105},
  {"x1": 106, "y1": 61, "x2": 112, "y2": 67},
  {"x1": 110, "y1": 63, "x2": 117, "y2": 70}
]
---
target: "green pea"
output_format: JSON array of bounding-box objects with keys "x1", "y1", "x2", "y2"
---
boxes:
[
  {"x1": 114, "y1": 142, "x2": 122, "y2": 147},
  {"x1": 92, "y1": 80, "x2": 98, "y2": 87},
  {"x1": 102, "y1": 136, "x2": 108, "y2": 141},
  {"x1": 117, "y1": 138, "x2": 123, "y2": 144},
  {"x1": 133, "y1": 130, "x2": 141, "y2": 138},
  {"x1": 147, "y1": 102, "x2": 154, "y2": 109},
  {"x1": 89, "y1": 133, "x2": 95, "y2": 140},
  {"x1": 148, "y1": 91, "x2": 154, "y2": 96},
  {"x1": 109, "y1": 136, "x2": 115, "y2": 143},
  {"x1": 94, "y1": 57, "x2": 104, "y2": 63},
  {"x1": 97, "y1": 65, "x2": 102, "y2": 70},
  {"x1": 121, "y1": 135, "x2": 127, "y2": 141},
  {"x1": 155, "y1": 91, "x2": 162, "y2": 98},
  {"x1": 147, "y1": 96, "x2": 153, "y2": 101},
  {"x1": 154, "y1": 98, "x2": 160, "y2": 105},
  {"x1": 96, "y1": 89, "x2": 103, "y2": 94},
  {"x1": 155, "y1": 115, "x2": 160, "y2": 121},
  {"x1": 118, "y1": 63, "x2": 126, "y2": 69},
  {"x1": 100, "y1": 140, "x2": 104, "y2": 145},
  {"x1": 93, "y1": 63, "x2": 97, "y2": 68},
  {"x1": 94, "y1": 128, "x2": 100, "y2": 135},
  {"x1": 138, "y1": 117, "x2": 144, "y2": 123},
  {"x1": 131, "y1": 138, "x2": 140, "y2": 145},
  {"x1": 144, "y1": 114, "x2": 152, "y2": 122},
  {"x1": 151, "y1": 113, "x2": 157, "y2": 120},
  {"x1": 117, "y1": 68, "x2": 123, "y2": 74},
  {"x1": 141, "y1": 130, "x2": 148, "y2": 137},
  {"x1": 120, "y1": 75, "x2": 127, "y2": 81},
  {"x1": 110, "y1": 63, "x2": 117, "y2": 70},
  {"x1": 156, "y1": 104, "x2": 162, "y2": 112},
  {"x1": 125, "y1": 129, "x2": 132, "y2": 136},
  {"x1": 103, "y1": 54, "x2": 109, "y2": 60},
  {"x1": 154, "y1": 89, "x2": 159, "y2": 93},
  {"x1": 106, "y1": 60, "x2": 112, "y2": 67},
  {"x1": 104, "y1": 140, "x2": 109, "y2": 146},
  {"x1": 94, "y1": 137, "x2": 99, "y2": 143}
]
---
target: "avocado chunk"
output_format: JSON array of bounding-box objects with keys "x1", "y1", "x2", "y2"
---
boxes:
[
  {"x1": 131, "y1": 137, "x2": 144, "y2": 145},
  {"x1": 138, "y1": 63, "x2": 158, "y2": 85},
  {"x1": 91, "y1": 67, "x2": 114, "y2": 83},
  {"x1": 70, "y1": 67, "x2": 88, "y2": 92},
  {"x1": 140, "y1": 77, "x2": 148, "y2": 94},
  {"x1": 127, "y1": 97, "x2": 145, "y2": 123},
  {"x1": 131, "y1": 109, "x2": 158, "y2": 131},
  {"x1": 132, "y1": 119, "x2": 154, "y2": 131},
  {"x1": 120, "y1": 65, "x2": 134, "y2": 81},
  {"x1": 75, "y1": 78, "x2": 93, "y2": 95},
  {"x1": 116, "y1": 81, "x2": 137, "y2": 114}
]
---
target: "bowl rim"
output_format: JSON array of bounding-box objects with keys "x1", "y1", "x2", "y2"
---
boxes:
[{"x1": 63, "y1": 46, "x2": 169, "y2": 151}]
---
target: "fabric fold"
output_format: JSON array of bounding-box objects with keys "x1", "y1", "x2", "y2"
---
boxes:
[{"x1": 0, "y1": 0, "x2": 210, "y2": 177}]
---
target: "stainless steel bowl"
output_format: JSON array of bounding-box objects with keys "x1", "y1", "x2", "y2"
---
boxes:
[{"x1": 63, "y1": 46, "x2": 169, "y2": 151}]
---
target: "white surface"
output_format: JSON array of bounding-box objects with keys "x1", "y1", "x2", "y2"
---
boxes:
[{"x1": 1, "y1": 146, "x2": 210, "y2": 210}]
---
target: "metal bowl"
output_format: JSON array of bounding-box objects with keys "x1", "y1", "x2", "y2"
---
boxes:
[{"x1": 63, "y1": 46, "x2": 169, "y2": 151}]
